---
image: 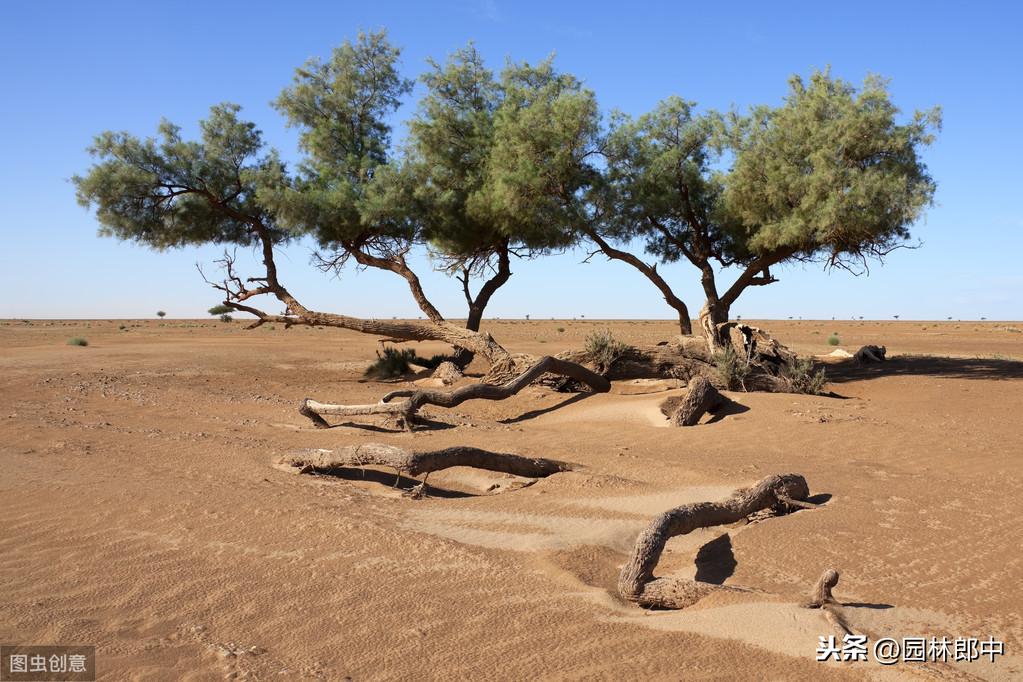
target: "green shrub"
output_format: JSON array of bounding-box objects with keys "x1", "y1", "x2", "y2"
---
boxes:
[
  {"x1": 785, "y1": 357, "x2": 828, "y2": 395},
  {"x1": 827, "y1": 334, "x2": 840, "y2": 346},
  {"x1": 219, "y1": 314, "x2": 233, "y2": 323},
  {"x1": 714, "y1": 346, "x2": 751, "y2": 391},
  {"x1": 365, "y1": 348, "x2": 418, "y2": 379},
  {"x1": 556, "y1": 326, "x2": 565, "y2": 333},
  {"x1": 584, "y1": 328, "x2": 628, "y2": 373},
  {"x1": 67, "y1": 337, "x2": 88, "y2": 347},
  {"x1": 156, "y1": 311, "x2": 166, "y2": 318}
]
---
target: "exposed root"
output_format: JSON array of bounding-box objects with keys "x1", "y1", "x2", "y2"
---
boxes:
[
  {"x1": 618, "y1": 473, "x2": 811, "y2": 609},
  {"x1": 273, "y1": 443, "x2": 573, "y2": 481},
  {"x1": 300, "y1": 355, "x2": 610, "y2": 430}
]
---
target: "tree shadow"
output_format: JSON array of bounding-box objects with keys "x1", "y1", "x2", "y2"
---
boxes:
[
  {"x1": 806, "y1": 493, "x2": 832, "y2": 505},
  {"x1": 319, "y1": 417, "x2": 456, "y2": 432},
  {"x1": 841, "y1": 601, "x2": 894, "y2": 609},
  {"x1": 694, "y1": 533, "x2": 737, "y2": 584},
  {"x1": 705, "y1": 398, "x2": 751, "y2": 424},
  {"x1": 826, "y1": 355, "x2": 1023, "y2": 384},
  {"x1": 306, "y1": 466, "x2": 474, "y2": 498},
  {"x1": 500, "y1": 391, "x2": 595, "y2": 424}
]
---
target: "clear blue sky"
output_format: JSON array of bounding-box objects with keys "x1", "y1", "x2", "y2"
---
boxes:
[{"x1": 2, "y1": 1, "x2": 1020, "y2": 320}]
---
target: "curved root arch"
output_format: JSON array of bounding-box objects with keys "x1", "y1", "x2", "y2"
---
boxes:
[
  {"x1": 300, "y1": 355, "x2": 611, "y2": 430},
  {"x1": 618, "y1": 473, "x2": 811, "y2": 609}
]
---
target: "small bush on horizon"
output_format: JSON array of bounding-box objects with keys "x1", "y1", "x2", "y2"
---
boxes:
[
  {"x1": 156, "y1": 311, "x2": 166, "y2": 318},
  {"x1": 365, "y1": 347, "x2": 418, "y2": 379},
  {"x1": 67, "y1": 337, "x2": 88, "y2": 347},
  {"x1": 827, "y1": 334, "x2": 840, "y2": 346},
  {"x1": 584, "y1": 328, "x2": 629, "y2": 374},
  {"x1": 219, "y1": 314, "x2": 233, "y2": 323}
]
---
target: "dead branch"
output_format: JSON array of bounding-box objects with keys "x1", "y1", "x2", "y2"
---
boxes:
[
  {"x1": 618, "y1": 473, "x2": 811, "y2": 609},
  {"x1": 804, "y1": 568, "x2": 840, "y2": 609},
  {"x1": 273, "y1": 444, "x2": 572, "y2": 481},
  {"x1": 299, "y1": 355, "x2": 611, "y2": 430},
  {"x1": 670, "y1": 376, "x2": 723, "y2": 426}
]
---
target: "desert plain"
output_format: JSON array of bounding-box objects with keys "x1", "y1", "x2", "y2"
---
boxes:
[{"x1": 1, "y1": 318, "x2": 1022, "y2": 680}]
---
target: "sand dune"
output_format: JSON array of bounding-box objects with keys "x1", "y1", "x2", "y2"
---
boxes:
[{"x1": 1, "y1": 319, "x2": 1021, "y2": 680}]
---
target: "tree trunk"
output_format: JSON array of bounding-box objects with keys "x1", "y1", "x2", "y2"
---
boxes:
[
  {"x1": 583, "y1": 228, "x2": 693, "y2": 335},
  {"x1": 698, "y1": 300, "x2": 729, "y2": 353},
  {"x1": 273, "y1": 443, "x2": 571, "y2": 479},
  {"x1": 299, "y1": 355, "x2": 611, "y2": 430},
  {"x1": 452, "y1": 244, "x2": 513, "y2": 369},
  {"x1": 618, "y1": 473, "x2": 810, "y2": 609},
  {"x1": 669, "y1": 376, "x2": 723, "y2": 426}
]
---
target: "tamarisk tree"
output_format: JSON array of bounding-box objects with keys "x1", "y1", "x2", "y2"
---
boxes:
[
  {"x1": 71, "y1": 33, "x2": 609, "y2": 397},
  {"x1": 588, "y1": 70, "x2": 940, "y2": 346},
  {"x1": 389, "y1": 44, "x2": 598, "y2": 363}
]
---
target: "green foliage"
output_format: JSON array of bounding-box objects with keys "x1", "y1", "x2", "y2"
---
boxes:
[
  {"x1": 556, "y1": 326, "x2": 565, "y2": 333},
  {"x1": 270, "y1": 30, "x2": 414, "y2": 249},
  {"x1": 827, "y1": 333, "x2": 841, "y2": 346},
  {"x1": 784, "y1": 357, "x2": 829, "y2": 395},
  {"x1": 723, "y1": 71, "x2": 940, "y2": 263},
  {"x1": 365, "y1": 347, "x2": 418, "y2": 379},
  {"x1": 156, "y1": 310, "x2": 166, "y2": 318},
  {"x1": 591, "y1": 69, "x2": 940, "y2": 316},
  {"x1": 67, "y1": 337, "x2": 88, "y2": 346},
  {"x1": 714, "y1": 346, "x2": 752, "y2": 391},
  {"x1": 584, "y1": 328, "x2": 628, "y2": 373},
  {"x1": 74, "y1": 103, "x2": 289, "y2": 249},
  {"x1": 208, "y1": 304, "x2": 233, "y2": 315},
  {"x1": 219, "y1": 314, "x2": 233, "y2": 323}
]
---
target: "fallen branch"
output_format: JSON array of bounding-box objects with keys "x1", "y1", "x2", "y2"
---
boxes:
[
  {"x1": 300, "y1": 355, "x2": 611, "y2": 430},
  {"x1": 670, "y1": 376, "x2": 723, "y2": 426},
  {"x1": 273, "y1": 444, "x2": 572, "y2": 494},
  {"x1": 618, "y1": 473, "x2": 811, "y2": 609},
  {"x1": 804, "y1": 568, "x2": 840, "y2": 609}
]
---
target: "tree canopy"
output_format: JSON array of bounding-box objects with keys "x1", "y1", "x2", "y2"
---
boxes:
[
  {"x1": 75, "y1": 32, "x2": 939, "y2": 354},
  {"x1": 587, "y1": 69, "x2": 940, "y2": 340}
]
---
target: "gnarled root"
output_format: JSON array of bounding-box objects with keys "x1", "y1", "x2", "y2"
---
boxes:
[
  {"x1": 804, "y1": 568, "x2": 840, "y2": 608},
  {"x1": 669, "y1": 376, "x2": 723, "y2": 426},
  {"x1": 273, "y1": 443, "x2": 572, "y2": 484},
  {"x1": 300, "y1": 355, "x2": 611, "y2": 430},
  {"x1": 618, "y1": 473, "x2": 811, "y2": 609}
]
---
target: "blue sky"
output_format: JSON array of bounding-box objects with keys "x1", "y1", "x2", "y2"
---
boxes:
[{"x1": 1, "y1": 1, "x2": 1020, "y2": 320}]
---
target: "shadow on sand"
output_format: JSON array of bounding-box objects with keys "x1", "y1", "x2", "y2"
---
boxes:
[{"x1": 825, "y1": 355, "x2": 1023, "y2": 384}]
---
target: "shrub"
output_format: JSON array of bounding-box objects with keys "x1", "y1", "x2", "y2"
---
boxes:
[
  {"x1": 67, "y1": 337, "x2": 88, "y2": 346},
  {"x1": 584, "y1": 328, "x2": 628, "y2": 373},
  {"x1": 365, "y1": 347, "x2": 418, "y2": 379},
  {"x1": 827, "y1": 334, "x2": 840, "y2": 346},
  {"x1": 156, "y1": 311, "x2": 166, "y2": 318},
  {"x1": 714, "y1": 346, "x2": 751, "y2": 391},
  {"x1": 556, "y1": 326, "x2": 565, "y2": 333},
  {"x1": 219, "y1": 314, "x2": 233, "y2": 323},
  {"x1": 785, "y1": 357, "x2": 828, "y2": 395}
]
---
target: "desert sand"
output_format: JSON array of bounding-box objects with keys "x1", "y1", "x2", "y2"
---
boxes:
[{"x1": 2, "y1": 318, "x2": 1021, "y2": 680}]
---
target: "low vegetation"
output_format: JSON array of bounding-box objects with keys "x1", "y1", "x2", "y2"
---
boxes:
[
  {"x1": 365, "y1": 348, "x2": 420, "y2": 379},
  {"x1": 827, "y1": 334, "x2": 841, "y2": 346},
  {"x1": 714, "y1": 346, "x2": 752, "y2": 391},
  {"x1": 585, "y1": 328, "x2": 628, "y2": 374},
  {"x1": 67, "y1": 337, "x2": 88, "y2": 346},
  {"x1": 784, "y1": 357, "x2": 829, "y2": 395}
]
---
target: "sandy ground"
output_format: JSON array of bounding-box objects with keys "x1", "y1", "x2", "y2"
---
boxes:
[{"x1": 1, "y1": 318, "x2": 1022, "y2": 681}]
